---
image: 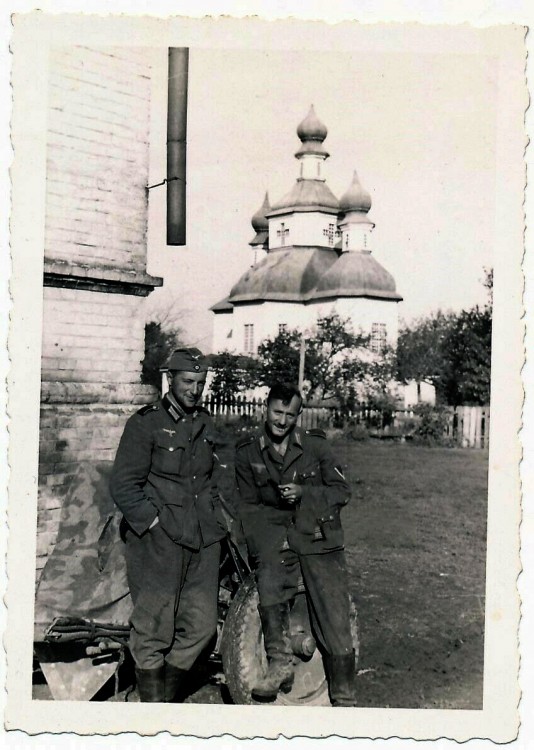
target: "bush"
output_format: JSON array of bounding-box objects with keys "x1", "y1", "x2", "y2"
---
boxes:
[
  {"x1": 212, "y1": 414, "x2": 259, "y2": 440},
  {"x1": 412, "y1": 403, "x2": 453, "y2": 446},
  {"x1": 342, "y1": 422, "x2": 370, "y2": 442}
]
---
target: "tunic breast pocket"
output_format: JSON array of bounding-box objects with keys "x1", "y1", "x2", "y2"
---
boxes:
[
  {"x1": 251, "y1": 463, "x2": 270, "y2": 488},
  {"x1": 251, "y1": 463, "x2": 278, "y2": 507},
  {"x1": 153, "y1": 435, "x2": 187, "y2": 476},
  {"x1": 298, "y1": 463, "x2": 321, "y2": 485}
]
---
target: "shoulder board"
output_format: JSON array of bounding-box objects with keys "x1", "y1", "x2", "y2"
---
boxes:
[
  {"x1": 305, "y1": 428, "x2": 327, "y2": 439},
  {"x1": 236, "y1": 434, "x2": 256, "y2": 450},
  {"x1": 137, "y1": 403, "x2": 159, "y2": 416}
]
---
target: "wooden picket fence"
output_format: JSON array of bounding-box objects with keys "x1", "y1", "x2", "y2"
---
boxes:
[{"x1": 202, "y1": 395, "x2": 490, "y2": 449}]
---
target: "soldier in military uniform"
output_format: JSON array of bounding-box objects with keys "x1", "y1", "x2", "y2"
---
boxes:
[
  {"x1": 235, "y1": 382, "x2": 357, "y2": 706},
  {"x1": 110, "y1": 348, "x2": 227, "y2": 703}
]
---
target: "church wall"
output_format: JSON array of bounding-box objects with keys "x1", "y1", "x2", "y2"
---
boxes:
[
  {"x1": 37, "y1": 46, "x2": 161, "y2": 580},
  {"x1": 223, "y1": 296, "x2": 399, "y2": 359},
  {"x1": 269, "y1": 212, "x2": 337, "y2": 250},
  {"x1": 212, "y1": 310, "x2": 235, "y2": 353},
  {"x1": 315, "y1": 297, "x2": 400, "y2": 346},
  {"x1": 232, "y1": 300, "x2": 313, "y2": 353}
]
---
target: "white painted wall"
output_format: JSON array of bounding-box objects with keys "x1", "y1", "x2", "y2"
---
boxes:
[
  {"x1": 299, "y1": 154, "x2": 326, "y2": 181},
  {"x1": 213, "y1": 295, "x2": 400, "y2": 355},
  {"x1": 339, "y1": 220, "x2": 374, "y2": 252},
  {"x1": 401, "y1": 380, "x2": 436, "y2": 408},
  {"x1": 268, "y1": 212, "x2": 338, "y2": 250},
  {"x1": 212, "y1": 311, "x2": 235, "y2": 353},
  {"x1": 314, "y1": 297, "x2": 400, "y2": 346}
]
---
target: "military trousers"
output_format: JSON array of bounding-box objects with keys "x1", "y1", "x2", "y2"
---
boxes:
[
  {"x1": 124, "y1": 522, "x2": 221, "y2": 670},
  {"x1": 255, "y1": 548, "x2": 354, "y2": 657}
]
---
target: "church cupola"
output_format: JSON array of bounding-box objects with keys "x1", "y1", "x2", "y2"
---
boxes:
[
  {"x1": 266, "y1": 106, "x2": 339, "y2": 249},
  {"x1": 295, "y1": 105, "x2": 330, "y2": 181},
  {"x1": 249, "y1": 192, "x2": 270, "y2": 264},
  {"x1": 338, "y1": 170, "x2": 375, "y2": 253}
]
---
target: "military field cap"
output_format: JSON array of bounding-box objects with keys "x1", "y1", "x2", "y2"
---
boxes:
[{"x1": 167, "y1": 347, "x2": 209, "y2": 372}]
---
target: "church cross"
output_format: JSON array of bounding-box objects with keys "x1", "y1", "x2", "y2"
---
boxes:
[
  {"x1": 323, "y1": 223, "x2": 336, "y2": 245},
  {"x1": 277, "y1": 223, "x2": 289, "y2": 246}
]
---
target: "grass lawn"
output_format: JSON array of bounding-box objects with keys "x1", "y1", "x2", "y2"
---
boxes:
[{"x1": 335, "y1": 441, "x2": 488, "y2": 709}]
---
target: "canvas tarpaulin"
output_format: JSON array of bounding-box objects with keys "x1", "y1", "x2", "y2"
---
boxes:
[{"x1": 34, "y1": 461, "x2": 133, "y2": 643}]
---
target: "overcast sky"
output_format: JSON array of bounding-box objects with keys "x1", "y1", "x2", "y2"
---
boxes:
[{"x1": 145, "y1": 45, "x2": 497, "y2": 349}]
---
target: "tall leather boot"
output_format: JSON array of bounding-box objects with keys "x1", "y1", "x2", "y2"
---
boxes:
[
  {"x1": 165, "y1": 663, "x2": 189, "y2": 703},
  {"x1": 324, "y1": 651, "x2": 357, "y2": 707},
  {"x1": 251, "y1": 603, "x2": 295, "y2": 702},
  {"x1": 135, "y1": 666, "x2": 165, "y2": 702}
]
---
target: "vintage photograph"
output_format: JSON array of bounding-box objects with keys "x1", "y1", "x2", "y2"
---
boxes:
[{"x1": 6, "y1": 12, "x2": 525, "y2": 741}]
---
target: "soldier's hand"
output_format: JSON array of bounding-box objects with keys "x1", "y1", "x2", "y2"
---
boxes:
[{"x1": 278, "y1": 483, "x2": 302, "y2": 504}]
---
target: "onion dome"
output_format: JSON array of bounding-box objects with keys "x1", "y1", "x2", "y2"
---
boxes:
[
  {"x1": 251, "y1": 192, "x2": 270, "y2": 232},
  {"x1": 297, "y1": 105, "x2": 327, "y2": 142},
  {"x1": 339, "y1": 170, "x2": 372, "y2": 213},
  {"x1": 250, "y1": 192, "x2": 270, "y2": 246},
  {"x1": 312, "y1": 252, "x2": 402, "y2": 302},
  {"x1": 295, "y1": 105, "x2": 329, "y2": 159}
]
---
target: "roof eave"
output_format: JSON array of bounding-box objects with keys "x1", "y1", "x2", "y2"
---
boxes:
[{"x1": 266, "y1": 205, "x2": 339, "y2": 217}]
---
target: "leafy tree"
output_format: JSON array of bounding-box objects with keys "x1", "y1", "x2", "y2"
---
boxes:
[
  {"x1": 141, "y1": 320, "x2": 184, "y2": 390},
  {"x1": 209, "y1": 352, "x2": 257, "y2": 401},
  {"x1": 304, "y1": 315, "x2": 371, "y2": 401},
  {"x1": 252, "y1": 314, "x2": 395, "y2": 408},
  {"x1": 396, "y1": 311, "x2": 456, "y2": 402},
  {"x1": 255, "y1": 329, "x2": 302, "y2": 387},
  {"x1": 442, "y1": 305, "x2": 492, "y2": 406},
  {"x1": 397, "y1": 268, "x2": 493, "y2": 406}
]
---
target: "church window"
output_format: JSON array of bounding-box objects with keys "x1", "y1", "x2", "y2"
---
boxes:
[
  {"x1": 323, "y1": 223, "x2": 335, "y2": 246},
  {"x1": 371, "y1": 323, "x2": 387, "y2": 354},
  {"x1": 278, "y1": 323, "x2": 288, "y2": 334},
  {"x1": 244, "y1": 324, "x2": 255, "y2": 353},
  {"x1": 277, "y1": 223, "x2": 289, "y2": 246}
]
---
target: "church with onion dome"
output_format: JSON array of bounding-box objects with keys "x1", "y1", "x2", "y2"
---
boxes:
[{"x1": 210, "y1": 106, "x2": 403, "y2": 358}]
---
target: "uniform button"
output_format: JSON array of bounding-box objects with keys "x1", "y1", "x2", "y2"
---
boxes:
[{"x1": 193, "y1": 475, "x2": 197, "y2": 480}]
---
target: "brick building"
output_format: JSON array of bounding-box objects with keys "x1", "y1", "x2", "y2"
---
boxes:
[{"x1": 37, "y1": 47, "x2": 163, "y2": 577}]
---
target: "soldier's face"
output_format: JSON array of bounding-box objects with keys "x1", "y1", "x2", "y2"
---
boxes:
[
  {"x1": 266, "y1": 396, "x2": 302, "y2": 441},
  {"x1": 169, "y1": 370, "x2": 206, "y2": 412}
]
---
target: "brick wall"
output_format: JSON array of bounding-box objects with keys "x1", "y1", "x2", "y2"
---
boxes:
[
  {"x1": 41, "y1": 287, "x2": 146, "y2": 383},
  {"x1": 45, "y1": 46, "x2": 151, "y2": 270},
  {"x1": 37, "y1": 46, "x2": 163, "y2": 582}
]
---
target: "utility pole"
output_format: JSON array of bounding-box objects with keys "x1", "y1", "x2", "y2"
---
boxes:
[{"x1": 298, "y1": 335, "x2": 306, "y2": 391}]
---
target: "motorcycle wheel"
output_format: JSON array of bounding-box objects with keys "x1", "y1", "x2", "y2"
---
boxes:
[{"x1": 221, "y1": 572, "x2": 359, "y2": 706}]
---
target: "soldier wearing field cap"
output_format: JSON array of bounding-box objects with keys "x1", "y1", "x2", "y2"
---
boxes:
[{"x1": 110, "y1": 347, "x2": 227, "y2": 703}]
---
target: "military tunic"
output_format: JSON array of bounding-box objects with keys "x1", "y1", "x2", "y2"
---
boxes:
[
  {"x1": 110, "y1": 392, "x2": 227, "y2": 670},
  {"x1": 235, "y1": 426, "x2": 354, "y2": 656}
]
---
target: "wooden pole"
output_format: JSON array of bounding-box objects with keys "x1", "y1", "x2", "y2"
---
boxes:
[{"x1": 298, "y1": 336, "x2": 306, "y2": 391}]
